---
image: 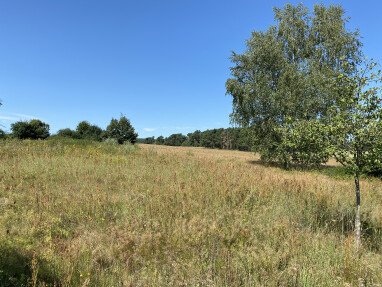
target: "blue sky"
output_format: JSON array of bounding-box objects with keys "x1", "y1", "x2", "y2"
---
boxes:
[{"x1": 0, "y1": 1, "x2": 381, "y2": 137}]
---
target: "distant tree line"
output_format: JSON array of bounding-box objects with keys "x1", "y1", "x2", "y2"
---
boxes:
[
  {"x1": 0, "y1": 115, "x2": 138, "y2": 144},
  {"x1": 137, "y1": 127, "x2": 255, "y2": 151},
  {"x1": 56, "y1": 116, "x2": 138, "y2": 144}
]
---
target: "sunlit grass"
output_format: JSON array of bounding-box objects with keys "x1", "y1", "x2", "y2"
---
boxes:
[{"x1": 1, "y1": 140, "x2": 382, "y2": 286}]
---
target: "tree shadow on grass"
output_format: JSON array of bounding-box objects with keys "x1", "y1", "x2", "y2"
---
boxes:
[
  {"x1": 247, "y1": 159, "x2": 352, "y2": 179},
  {"x1": 0, "y1": 243, "x2": 59, "y2": 287}
]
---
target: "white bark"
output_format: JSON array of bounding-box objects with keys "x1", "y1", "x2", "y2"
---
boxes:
[{"x1": 354, "y1": 174, "x2": 361, "y2": 252}]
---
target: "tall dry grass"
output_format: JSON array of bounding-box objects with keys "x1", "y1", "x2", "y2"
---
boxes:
[{"x1": 1, "y1": 139, "x2": 382, "y2": 286}]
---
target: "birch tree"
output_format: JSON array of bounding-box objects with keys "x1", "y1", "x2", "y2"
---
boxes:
[
  {"x1": 330, "y1": 60, "x2": 382, "y2": 250},
  {"x1": 226, "y1": 3, "x2": 362, "y2": 166}
]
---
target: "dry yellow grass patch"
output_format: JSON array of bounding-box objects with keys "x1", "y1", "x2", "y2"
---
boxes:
[
  {"x1": 0, "y1": 139, "x2": 381, "y2": 286},
  {"x1": 139, "y1": 143, "x2": 260, "y2": 162},
  {"x1": 140, "y1": 143, "x2": 342, "y2": 167}
]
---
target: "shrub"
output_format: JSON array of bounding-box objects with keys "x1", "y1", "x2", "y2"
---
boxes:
[
  {"x1": 259, "y1": 120, "x2": 332, "y2": 167},
  {"x1": 11, "y1": 119, "x2": 50, "y2": 140},
  {"x1": 155, "y1": 136, "x2": 165, "y2": 145},
  {"x1": 0, "y1": 129, "x2": 6, "y2": 139},
  {"x1": 76, "y1": 121, "x2": 103, "y2": 141},
  {"x1": 105, "y1": 116, "x2": 138, "y2": 144},
  {"x1": 56, "y1": 128, "x2": 78, "y2": 139}
]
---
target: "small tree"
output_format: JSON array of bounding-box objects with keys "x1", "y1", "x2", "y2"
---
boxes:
[
  {"x1": 328, "y1": 60, "x2": 382, "y2": 250},
  {"x1": 106, "y1": 116, "x2": 137, "y2": 144},
  {"x1": 76, "y1": 121, "x2": 103, "y2": 141},
  {"x1": 156, "y1": 136, "x2": 165, "y2": 145},
  {"x1": 11, "y1": 119, "x2": 50, "y2": 140},
  {"x1": 76, "y1": 121, "x2": 91, "y2": 137}
]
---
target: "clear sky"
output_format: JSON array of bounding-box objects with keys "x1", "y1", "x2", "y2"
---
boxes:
[{"x1": 0, "y1": 1, "x2": 381, "y2": 137}]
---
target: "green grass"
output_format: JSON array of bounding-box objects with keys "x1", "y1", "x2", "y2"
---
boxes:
[{"x1": 1, "y1": 140, "x2": 382, "y2": 286}]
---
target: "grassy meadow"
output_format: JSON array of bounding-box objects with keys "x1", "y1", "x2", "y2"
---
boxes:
[{"x1": 1, "y1": 139, "x2": 382, "y2": 286}]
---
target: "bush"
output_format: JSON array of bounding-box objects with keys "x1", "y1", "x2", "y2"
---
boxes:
[
  {"x1": 278, "y1": 120, "x2": 331, "y2": 167},
  {"x1": 155, "y1": 136, "x2": 165, "y2": 145},
  {"x1": 105, "y1": 116, "x2": 138, "y2": 144},
  {"x1": 76, "y1": 121, "x2": 103, "y2": 141},
  {"x1": 56, "y1": 128, "x2": 78, "y2": 139},
  {"x1": 0, "y1": 129, "x2": 6, "y2": 139},
  {"x1": 11, "y1": 119, "x2": 50, "y2": 140}
]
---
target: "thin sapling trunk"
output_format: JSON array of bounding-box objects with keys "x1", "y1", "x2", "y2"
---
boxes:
[{"x1": 354, "y1": 172, "x2": 361, "y2": 251}]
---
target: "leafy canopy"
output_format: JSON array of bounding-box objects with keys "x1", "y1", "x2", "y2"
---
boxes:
[
  {"x1": 329, "y1": 60, "x2": 382, "y2": 176},
  {"x1": 106, "y1": 116, "x2": 138, "y2": 144},
  {"x1": 76, "y1": 121, "x2": 103, "y2": 141},
  {"x1": 56, "y1": 128, "x2": 79, "y2": 139},
  {"x1": 226, "y1": 3, "x2": 362, "y2": 166},
  {"x1": 11, "y1": 119, "x2": 50, "y2": 140}
]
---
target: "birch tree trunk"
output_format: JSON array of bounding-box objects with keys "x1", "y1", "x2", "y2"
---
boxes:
[{"x1": 354, "y1": 173, "x2": 361, "y2": 251}]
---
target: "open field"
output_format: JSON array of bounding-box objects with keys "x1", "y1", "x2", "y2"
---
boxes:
[{"x1": 1, "y1": 140, "x2": 382, "y2": 286}]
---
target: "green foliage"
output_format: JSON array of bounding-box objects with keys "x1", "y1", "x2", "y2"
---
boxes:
[
  {"x1": 324, "y1": 59, "x2": 382, "y2": 248},
  {"x1": 194, "y1": 128, "x2": 254, "y2": 151},
  {"x1": 0, "y1": 129, "x2": 6, "y2": 139},
  {"x1": 76, "y1": 121, "x2": 103, "y2": 141},
  {"x1": 143, "y1": 137, "x2": 155, "y2": 144},
  {"x1": 226, "y1": 3, "x2": 362, "y2": 166},
  {"x1": 155, "y1": 136, "x2": 165, "y2": 145},
  {"x1": 56, "y1": 128, "x2": 79, "y2": 139},
  {"x1": 105, "y1": 116, "x2": 138, "y2": 144},
  {"x1": 329, "y1": 60, "x2": 382, "y2": 176},
  {"x1": 257, "y1": 120, "x2": 332, "y2": 167},
  {"x1": 187, "y1": 130, "x2": 202, "y2": 147},
  {"x1": 11, "y1": 119, "x2": 50, "y2": 140},
  {"x1": 225, "y1": 128, "x2": 255, "y2": 151},
  {"x1": 50, "y1": 116, "x2": 137, "y2": 144},
  {"x1": 283, "y1": 120, "x2": 332, "y2": 166},
  {"x1": 367, "y1": 167, "x2": 382, "y2": 179},
  {"x1": 142, "y1": 128, "x2": 254, "y2": 151},
  {"x1": 200, "y1": 129, "x2": 223, "y2": 149},
  {"x1": 164, "y1": 133, "x2": 187, "y2": 146}
]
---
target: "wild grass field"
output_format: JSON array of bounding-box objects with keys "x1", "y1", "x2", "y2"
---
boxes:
[{"x1": 1, "y1": 139, "x2": 382, "y2": 286}]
